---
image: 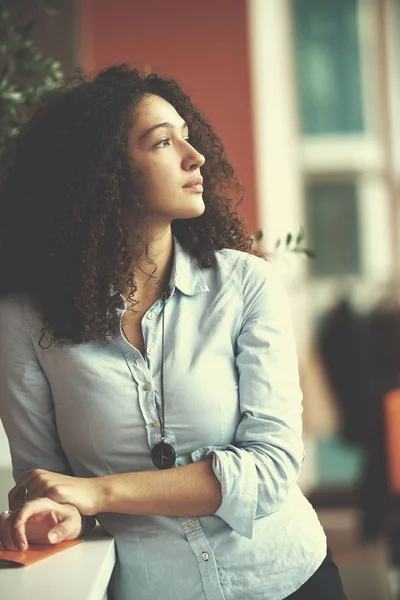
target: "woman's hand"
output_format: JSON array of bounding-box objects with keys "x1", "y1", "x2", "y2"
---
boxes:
[
  {"x1": 9, "y1": 470, "x2": 102, "y2": 516},
  {"x1": 0, "y1": 498, "x2": 83, "y2": 551}
]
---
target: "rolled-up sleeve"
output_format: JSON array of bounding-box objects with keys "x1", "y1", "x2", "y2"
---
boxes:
[
  {"x1": 192, "y1": 255, "x2": 304, "y2": 539},
  {"x1": 0, "y1": 293, "x2": 72, "y2": 483}
]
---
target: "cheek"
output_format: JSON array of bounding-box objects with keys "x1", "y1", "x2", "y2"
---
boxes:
[{"x1": 146, "y1": 167, "x2": 179, "y2": 204}]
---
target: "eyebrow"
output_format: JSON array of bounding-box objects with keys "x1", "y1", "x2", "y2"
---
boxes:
[{"x1": 139, "y1": 121, "x2": 188, "y2": 140}]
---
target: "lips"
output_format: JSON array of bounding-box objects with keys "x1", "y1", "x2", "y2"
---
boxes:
[{"x1": 183, "y1": 176, "x2": 203, "y2": 192}]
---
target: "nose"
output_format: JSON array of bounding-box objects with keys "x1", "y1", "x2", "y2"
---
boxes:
[{"x1": 182, "y1": 143, "x2": 205, "y2": 171}]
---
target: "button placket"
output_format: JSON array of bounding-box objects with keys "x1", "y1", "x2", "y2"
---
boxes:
[
  {"x1": 141, "y1": 302, "x2": 171, "y2": 441},
  {"x1": 141, "y1": 295, "x2": 177, "y2": 457},
  {"x1": 141, "y1": 305, "x2": 156, "y2": 361},
  {"x1": 178, "y1": 517, "x2": 224, "y2": 598}
]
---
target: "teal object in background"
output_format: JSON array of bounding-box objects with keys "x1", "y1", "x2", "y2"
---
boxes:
[
  {"x1": 292, "y1": 0, "x2": 365, "y2": 134},
  {"x1": 317, "y1": 435, "x2": 365, "y2": 484}
]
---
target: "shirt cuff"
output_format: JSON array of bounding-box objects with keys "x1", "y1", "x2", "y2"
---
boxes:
[{"x1": 191, "y1": 445, "x2": 257, "y2": 539}]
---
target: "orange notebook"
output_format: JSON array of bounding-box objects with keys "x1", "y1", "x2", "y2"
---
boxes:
[{"x1": 0, "y1": 539, "x2": 84, "y2": 567}]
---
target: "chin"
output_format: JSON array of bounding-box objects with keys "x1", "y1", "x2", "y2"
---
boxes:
[{"x1": 177, "y1": 198, "x2": 205, "y2": 219}]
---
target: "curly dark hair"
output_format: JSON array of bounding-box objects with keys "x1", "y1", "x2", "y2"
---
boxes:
[{"x1": 0, "y1": 64, "x2": 260, "y2": 347}]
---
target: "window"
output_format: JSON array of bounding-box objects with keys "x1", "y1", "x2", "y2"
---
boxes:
[
  {"x1": 305, "y1": 179, "x2": 361, "y2": 276},
  {"x1": 292, "y1": 0, "x2": 365, "y2": 134}
]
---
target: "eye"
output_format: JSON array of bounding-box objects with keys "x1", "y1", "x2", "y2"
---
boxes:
[{"x1": 155, "y1": 138, "x2": 171, "y2": 148}]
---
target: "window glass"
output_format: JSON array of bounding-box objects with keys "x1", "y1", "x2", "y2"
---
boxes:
[
  {"x1": 306, "y1": 180, "x2": 361, "y2": 276},
  {"x1": 292, "y1": 0, "x2": 365, "y2": 134}
]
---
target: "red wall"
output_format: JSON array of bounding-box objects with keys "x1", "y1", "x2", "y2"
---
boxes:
[{"x1": 81, "y1": 0, "x2": 258, "y2": 232}]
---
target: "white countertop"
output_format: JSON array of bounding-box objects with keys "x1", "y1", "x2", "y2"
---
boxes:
[{"x1": 0, "y1": 526, "x2": 115, "y2": 600}]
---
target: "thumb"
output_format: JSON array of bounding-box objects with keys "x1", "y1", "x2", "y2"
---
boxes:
[{"x1": 47, "y1": 523, "x2": 68, "y2": 544}]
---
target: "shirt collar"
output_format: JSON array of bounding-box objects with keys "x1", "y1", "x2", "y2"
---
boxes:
[
  {"x1": 108, "y1": 234, "x2": 209, "y2": 300},
  {"x1": 170, "y1": 235, "x2": 209, "y2": 296}
]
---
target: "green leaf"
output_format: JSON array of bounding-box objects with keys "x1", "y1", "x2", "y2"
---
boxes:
[
  {"x1": 286, "y1": 232, "x2": 292, "y2": 246},
  {"x1": 3, "y1": 91, "x2": 24, "y2": 102},
  {"x1": 275, "y1": 238, "x2": 281, "y2": 248},
  {"x1": 0, "y1": 0, "x2": 65, "y2": 159},
  {"x1": 292, "y1": 247, "x2": 316, "y2": 259},
  {"x1": 255, "y1": 230, "x2": 263, "y2": 241},
  {"x1": 296, "y1": 226, "x2": 305, "y2": 245},
  {"x1": 42, "y1": 4, "x2": 60, "y2": 16},
  {"x1": 303, "y1": 249, "x2": 316, "y2": 258}
]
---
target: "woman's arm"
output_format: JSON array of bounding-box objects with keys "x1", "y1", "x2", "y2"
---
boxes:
[
  {"x1": 10, "y1": 459, "x2": 222, "y2": 519},
  {"x1": 97, "y1": 458, "x2": 222, "y2": 515},
  {"x1": 0, "y1": 294, "x2": 88, "y2": 548},
  {"x1": 199, "y1": 256, "x2": 305, "y2": 539}
]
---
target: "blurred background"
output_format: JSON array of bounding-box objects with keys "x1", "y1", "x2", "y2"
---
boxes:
[{"x1": 1, "y1": 0, "x2": 400, "y2": 598}]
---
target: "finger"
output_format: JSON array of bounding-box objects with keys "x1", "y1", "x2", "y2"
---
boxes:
[
  {"x1": 8, "y1": 470, "x2": 47, "y2": 508},
  {"x1": 11, "y1": 512, "x2": 28, "y2": 551},
  {"x1": 9, "y1": 476, "x2": 29, "y2": 500},
  {"x1": 21, "y1": 483, "x2": 39, "y2": 503},
  {"x1": 23, "y1": 510, "x2": 58, "y2": 544},
  {"x1": 47, "y1": 522, "x2": 68, "y2": 544},
  {"x1": 9, "y1": 481, "x2": 30, "y2": 510},
  {"x1": 3, "y1": 512, "x2": 27, "y2": 552},
  {"x1": 0, "y1": 515, "x2": 19, "y2": 551},
  {"x1": 13, "y1": 498, "x2": 52, "y2": 530},
  {"x1": 12, "y1": 499, "x2": 55, "y2": 550},
  {"x1": 21, "y1": 476, "x2": 54, "y2": 504},
  {"x1": 8, "y1": 485, "x2": 22, "y2": 510}
]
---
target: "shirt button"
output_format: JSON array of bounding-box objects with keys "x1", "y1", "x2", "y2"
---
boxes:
[
  {"x1": 148, "y1": 312, "x2": 155, "y2": 320},
  {"x1": 187, "y1": 519, "x2": 196, "y2": 528},
  {"x1": 153, "y1": 421, "x2": 160, "y2": 429},
  {"x1": 144, "y1": 383, "x2": 152, "y2": 391},
  {"x1": 147, "y1": 347, "x2": 153, "y2": 355},
  {"x1": 202, "y1": 552, "x2": 209, "y2": 561}
]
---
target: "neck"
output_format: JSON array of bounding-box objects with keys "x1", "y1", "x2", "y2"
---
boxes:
[{"x1": 122, "y1": 228, "x2": 174, "y2": 302}]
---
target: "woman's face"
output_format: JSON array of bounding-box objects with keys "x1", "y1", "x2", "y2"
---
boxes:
[{"x1": 129, "y1": 93, "x2": 206, "y2": 224}]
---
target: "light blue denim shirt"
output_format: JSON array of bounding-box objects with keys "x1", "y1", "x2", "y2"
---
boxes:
[{"x1": 0, "y1": 236, "x2": 326, "y2": 600}]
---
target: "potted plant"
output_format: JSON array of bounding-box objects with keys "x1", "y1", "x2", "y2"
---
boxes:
[{"x1": 0, "y1": 1, "x2": 64, "y2": 165}]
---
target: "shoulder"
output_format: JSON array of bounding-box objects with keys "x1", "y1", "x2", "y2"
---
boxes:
[
  {"x1": 0, "y1": 291, "x2": 42, "y2": 333},
  {"x1": 0, "y1": 291, "x2": 28, "y2": 319},
  {"x1": 214, "y1": 248, "x2": 281, "y2": 293},
  {"x1": 213, "y1": 249, "x2": 290, "y2": 323}
]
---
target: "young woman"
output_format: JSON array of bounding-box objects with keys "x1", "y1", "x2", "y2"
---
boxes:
[{"x1": 0, "y1": 65, "x2": 346, "y2": 600}]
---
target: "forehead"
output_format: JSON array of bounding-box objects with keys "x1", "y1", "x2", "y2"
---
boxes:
[{"x1": 132, "y1": 94, "x2": 185, "y2": 134}]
